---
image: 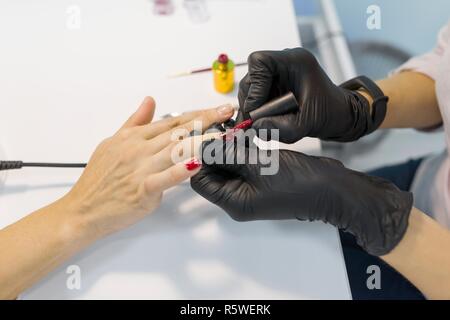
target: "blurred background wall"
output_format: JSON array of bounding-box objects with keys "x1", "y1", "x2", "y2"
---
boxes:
[
  {"x1": 294, "y1": 0, "x2": 450, "y2": 56},
  {"x1": 293, "y1": 0, "x2": 448, "y2": 170}
]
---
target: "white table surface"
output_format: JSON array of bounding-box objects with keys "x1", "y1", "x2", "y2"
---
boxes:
[{"x1": 0, "y1": 0, "x2": 351, "y2": 299}]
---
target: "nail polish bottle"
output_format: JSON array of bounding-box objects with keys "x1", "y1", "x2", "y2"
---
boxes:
[{"x1": 212, "y1": 54, "x2": 235, "y2": 94}]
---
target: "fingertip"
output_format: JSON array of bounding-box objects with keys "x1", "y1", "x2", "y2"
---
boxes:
[
  {"x1": 143, "y1": 96, "x2": 155, "y2": 106},
  {"x1": 184, "y1": 157, "x2": 202, "y2": 173},
  {"x1": 139, "y1": 96, "x2": 155, "y2": 116},
  {"x1": 120, "y1": 96, "x2": 156, "y2": 130},
  {"x1": 215, "y1": 104, "x2": 235, "y2": 120}
]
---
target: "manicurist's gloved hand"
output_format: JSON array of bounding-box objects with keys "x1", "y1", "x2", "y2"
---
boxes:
[
  {"x1": 191, "y1": 139, "x2": 412, "y2": 256},
  {"x1": 238, "y1": 48, "x2": 386, "y2": 143}
]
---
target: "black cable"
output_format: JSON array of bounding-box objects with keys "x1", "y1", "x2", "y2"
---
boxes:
[
  {"x1": 22, "y1": 162, "x2": 86, "y2": 168},
  {"x1": 0, "y1": 160, "x2": 87, "y2": 171}
]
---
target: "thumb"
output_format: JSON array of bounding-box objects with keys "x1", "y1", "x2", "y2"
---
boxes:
[
  {"x1": 252, "y1": 113, "x2": 305, "y2": 143},
  {"x1": 121, "y1": 96, "x2": 156, "y2": 130},
  {"x1": 244, "y1": 51, "x2": 275, "y2": 113}
]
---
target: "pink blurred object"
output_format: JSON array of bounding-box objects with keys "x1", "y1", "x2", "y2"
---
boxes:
[{"x1": 153, "y1": 0, "x2": 175, "y2": 15}]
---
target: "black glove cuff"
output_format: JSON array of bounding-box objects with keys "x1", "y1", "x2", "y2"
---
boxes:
[
  {"x1": 354, "y1": 188, "x2": 413, "y2": 257},
  {"x1": 333, "y1": 90, "x2": 372, "y2": 142},
  {"x1": 339, "y1": 76, "x2": 388, "y2": 140}
]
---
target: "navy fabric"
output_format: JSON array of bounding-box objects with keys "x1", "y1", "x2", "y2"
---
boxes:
[{"x1": 340, "y1": 158, "x2": 426, "y2": 300}]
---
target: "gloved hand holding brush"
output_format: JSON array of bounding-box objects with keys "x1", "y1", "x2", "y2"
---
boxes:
[{"x1": 238, "y1": 48, "x2": 387, "y2": 143}]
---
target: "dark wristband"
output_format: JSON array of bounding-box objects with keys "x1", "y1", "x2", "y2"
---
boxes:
[{"x1": 340, "y1": 76, "x2": 388, "y2": 134}]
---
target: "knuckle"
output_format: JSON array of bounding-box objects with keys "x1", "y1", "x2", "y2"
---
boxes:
[
  {"x1": 168, "y1": 167, "x2": 182, "y2": 184},
  {"x1": 144, "y1": 179, "x2": 157, "y2": 194},
  {"x1": 175, "y1": 122, "x2": 195, "y2": 137},
  {"x1": 168, "y1": 117, "x2": 182, "y2": 129},
  {"x1": 201, "y1": 111, "x2": 215, "y2": 126},
  {"x1": 118, "y1": 128, "x2": 134, "y2": 140},
  {"x1": 116, "y1": 154, "x2": 128, "y2": 167},
  {"x1": 170, "y1": 127, "x2": 189, "y2": 142},
  {"x1": 292, "y1": 47, "x2": 318, "y2": 66},
  {"x1": 248, "y1": 51, "x2": 269, "y2": 65}
]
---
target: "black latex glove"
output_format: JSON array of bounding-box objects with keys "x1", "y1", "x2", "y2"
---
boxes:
[
  {"x1": 191, "y1": 139, "x2": 412, "y2": 256},
  {"x1": 238, "y1": 48, "x2": 378, "y2": 143}
]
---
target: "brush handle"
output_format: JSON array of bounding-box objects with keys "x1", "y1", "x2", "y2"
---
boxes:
[{"x1": 249, "y1": 92, "x2": 298, "y2": 121}]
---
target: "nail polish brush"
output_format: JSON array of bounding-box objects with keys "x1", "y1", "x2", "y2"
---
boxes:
[{"x1": 222, "y1": 92, "x2": 299, "y2": 139}]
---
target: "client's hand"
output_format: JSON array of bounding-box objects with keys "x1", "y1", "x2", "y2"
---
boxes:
[
  {"x1": 62, "y1": 97, "x2": 234, "y2": 240},
  {"x1": 0, "y1": 96, "x2": 234, "y2": 299}
]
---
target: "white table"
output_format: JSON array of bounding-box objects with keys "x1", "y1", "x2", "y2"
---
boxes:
[{"x1": 0, "y1": 0, "x2": 351, "y2": 299}]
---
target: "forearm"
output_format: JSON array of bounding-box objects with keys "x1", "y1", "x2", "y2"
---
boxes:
[
  {"x1": 382, "y1": 207, "x2": 450, "y2": 299},
  {"x1": 0, "y1": 197, "x2": 91, "y2": 299},
  {"x1": 359, "y1": 71, "x2": 441, "y2": 129}
]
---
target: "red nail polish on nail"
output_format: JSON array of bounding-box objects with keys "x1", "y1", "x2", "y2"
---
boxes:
[{"x1": 185, "y1": 158, "x2": 202, "y2": 171}]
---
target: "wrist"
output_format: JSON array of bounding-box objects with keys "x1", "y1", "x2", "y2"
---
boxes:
[{"x1": 52, "y1": 194, "x2": 100, "y2": 249}]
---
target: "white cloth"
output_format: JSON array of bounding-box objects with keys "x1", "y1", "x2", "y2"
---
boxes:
[{"x1": 394, "y1": 22, "x2": 450, "y2": 228}]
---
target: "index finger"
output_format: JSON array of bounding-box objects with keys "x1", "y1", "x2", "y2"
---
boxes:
[
  {"x1": 244, "y1": 51, "x2": 275, "y2": 113},
  {"x1": 141, "y1": 104, "x2": 235, "y2": 140}
]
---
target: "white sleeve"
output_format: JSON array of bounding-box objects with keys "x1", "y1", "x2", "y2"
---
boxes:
[{"x1": 392, "y1": 21, "x2": 450, "y2": 81}]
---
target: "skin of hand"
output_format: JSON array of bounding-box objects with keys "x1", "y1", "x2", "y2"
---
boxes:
[
  {"x1": 191, "y1": 139, "x2": 413, "y2": 256},
  {"x1": 382, "y1": 207, "x2": 450, "y2": 300},
  {"x1": 0, "y1": 97, "x2": 234, "y2": 299},
  {"x1": 238, "y1": 48, "x2": 376, "y2": 143},
  {"x1": 62, "y1": 97, "x2": 234, "y2": 240},
  {"x1": 374, "y1": 71, "x2": 442, "y2": 129}
]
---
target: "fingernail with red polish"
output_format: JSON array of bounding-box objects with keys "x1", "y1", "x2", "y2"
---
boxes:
[{"x1": 185, "y1": 158, "x2": 202, "y2": 171}]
